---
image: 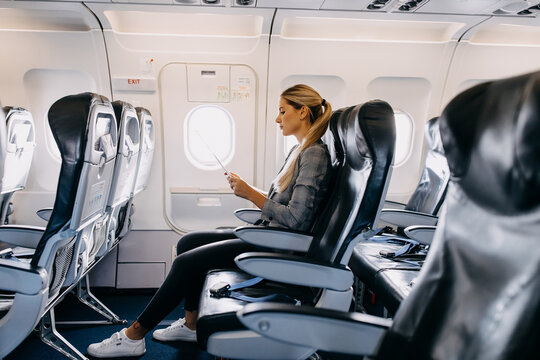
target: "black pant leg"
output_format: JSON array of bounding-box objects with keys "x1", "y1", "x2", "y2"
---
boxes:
[
  {"x1": 137, "y1": 237, "x2": 257, "y2": 329},
  {"x1": 176, "y1": 228, "x2": 236, "y2": 255}
]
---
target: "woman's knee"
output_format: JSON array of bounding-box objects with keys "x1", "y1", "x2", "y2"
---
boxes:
[
  {"x1": 176, "y1": 229, "x2": 236, "y2": 255},
  {"x1": 176, "y1": 231, "x2": 205, "y2": 255}
]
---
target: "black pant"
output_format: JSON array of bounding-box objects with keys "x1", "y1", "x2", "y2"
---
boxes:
[{"x1": 137, "y1": 229, "x2": 258, "y2": 330}]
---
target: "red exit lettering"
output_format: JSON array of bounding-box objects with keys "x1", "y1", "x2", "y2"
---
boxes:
[{"x1": 128, "y1": 79, "x2": 140, "y2": 85}]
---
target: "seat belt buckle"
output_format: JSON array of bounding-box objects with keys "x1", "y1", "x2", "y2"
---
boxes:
[{"x1": 209, "y1": 282, "x2": 231, "y2": 298}]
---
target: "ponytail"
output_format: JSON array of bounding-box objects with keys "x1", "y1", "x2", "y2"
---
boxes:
[{"x1": 275, "y1": 84, "x2": 332, "y2": 192}]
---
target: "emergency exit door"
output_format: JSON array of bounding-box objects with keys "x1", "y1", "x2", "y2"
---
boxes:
[{"x1": 161, "y1": 63, "x2": 257, "y2": 232}]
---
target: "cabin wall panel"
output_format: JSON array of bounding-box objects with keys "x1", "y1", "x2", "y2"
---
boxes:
[
  {"x1": 0, "y1": 1, "x2": 111, "y2": 226},
  {"x1": 442, "y1": 16, "x2": 540, "y2": 108}
]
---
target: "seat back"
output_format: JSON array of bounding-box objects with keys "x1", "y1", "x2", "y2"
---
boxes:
[
  {"x1": 378, "y1": 72, "x2": 540, "y2": 360},
  {"x1": 308, "y1": 101, "x2": 395, "y2": 266},
  {"x1": 111, "y1": 107, "x2": 154, "y2": 241},
  {"x1": 133, "y1": 107, "x2": 155, "y2": 196},
  {"x1": 404, "y1": 117, "x2": 449, "y2": 215},
  {"x1": 31, "y1": 93, "x2": 117, "y2": 299},
  {"x1": 108, "y1": 101, "x2": 140, "y2": 208},
  {"x1": 0, "y1": 107, "x2": 35, "y2": 224},
  {"x1": 92, "y1": 101, "x2": 140, "y2": 255}
]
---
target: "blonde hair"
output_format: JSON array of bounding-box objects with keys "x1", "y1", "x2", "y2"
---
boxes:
[{"x1": 275, "y1": 84, "x2": 332, "y2": 192}]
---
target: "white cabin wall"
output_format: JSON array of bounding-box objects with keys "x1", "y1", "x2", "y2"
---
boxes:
[
  {"x1": 0, "y1": 1, "x2": 111, "y2": 225},
  {"x1": 442, "y1": 16, "x2": 540, "y2": 106},
  {"x1": 87, "y1": 4, "x2": 274, "y2": 236}
]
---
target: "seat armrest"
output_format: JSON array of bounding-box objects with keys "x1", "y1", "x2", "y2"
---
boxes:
[
  {"x1": 237, "y1": 303, "x2": 392, "y2": 356},
  {"x1": 36, "y1": 208, "x2": 53, "y2": 222},
  {"x1": 404, "y1": 225, "x2": 437, "y2": 246},
  {"x1": 379, "y1": 209, "x2": 438, "y2": 228},
  {"x1": 0, "y1": 225, "x2": 45, "y2": 248},
  {"x1": 234, "y1": 226, "x2": 313, "y2": 252},
  {"x1": 234, "y1": 252, "x2": 353, "y2": 291},
  {"x1": 234, "y1": 208, "x2": 262, "y2": 224},
  {"x1": 0, "y1": 258, "x2": 47, "y2": 295}
]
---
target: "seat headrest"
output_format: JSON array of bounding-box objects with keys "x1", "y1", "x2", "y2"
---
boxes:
[
  {"x1": 440, "y1": 71, "x2": 540, "y2": 214},
  {"x1": 112, "y1": 100, "x2": 140, "y2": 156},
  {"x1": 48, "y1": 93, "x2": 109, "y2": 165},
  {"x1": 32, "y1": 93, "x2": 115, "y2": 266},
  {"x1": 310, "y1": 101, "x2": 395, "y2": 263},
  {"x1": 425, "y1": 116, "x2": 443, "y2": 155},
  {"x1": 135, "y1": 107, "x2": 154, "y2": 151}
]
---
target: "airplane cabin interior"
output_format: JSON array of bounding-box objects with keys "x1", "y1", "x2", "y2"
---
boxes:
[{"x1": 0, "y1": 0, "x2": 538, "y2": 359}]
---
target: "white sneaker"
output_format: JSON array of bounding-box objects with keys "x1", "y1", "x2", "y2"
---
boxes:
[
  {"x1": 87, "y1": 328, "x2": 146, "y2": 358},
  {"x1": 152, "y1": 318, "x2": 197, "y2": 342}
]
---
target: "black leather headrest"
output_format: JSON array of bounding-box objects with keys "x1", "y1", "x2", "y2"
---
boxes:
[
  {"x1": 425, "y1": 116, "x2": 444, "y2": 156},
  {"x1": 440, "y1": 71, "x2": 540, "y2": 214},
  {"x1": 346, "y1": 100, "x2": 395, "y2": 239},
  {"x1": 32, "y1": 93, "x2": 111, "y2": 266},
  {"x1": 310, "y1": 101, "x2": 395, "y2": 263},
  {"x1": 112, "y1": 100, "x2": 134, "y2": 131}
]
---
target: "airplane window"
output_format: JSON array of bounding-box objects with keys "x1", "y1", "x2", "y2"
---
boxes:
[
  {"x1": 394, "y1": 110, "x2": 414, "y2": 166},
  {"x1": 184, "y1": 104, "x2": 235, "y2": 171}
]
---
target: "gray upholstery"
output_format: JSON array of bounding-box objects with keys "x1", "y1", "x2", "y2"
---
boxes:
[
  {"x1": 0, "y1": 107, "x2": 35, "y2": 224},
  {"x1": 0, "y1": 93, "x2": 117, "y2": 359}
]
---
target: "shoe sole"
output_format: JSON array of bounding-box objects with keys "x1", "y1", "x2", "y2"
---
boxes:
[
  {"x1": 152, "y1": 332, "x2": 196, "y2": 343},
  {"x1": 88, "y1": 348, "x2": 146, "y2": 358}
]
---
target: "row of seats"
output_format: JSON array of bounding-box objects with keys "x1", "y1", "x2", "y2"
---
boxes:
[
  {"x1": 349, "y1": 115, "x2": 449, "y2": 314},
  {"x1": 193, "y1": 71, "x2": 539, "y2": 359},
  {"x1": 0, "y1": 93, "x2": 155, "y2": 359}
]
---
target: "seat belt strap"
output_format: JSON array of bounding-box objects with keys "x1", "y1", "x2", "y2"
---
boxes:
[{"x1": 210, "y1": 276, "x2": 301, "y2": 305}]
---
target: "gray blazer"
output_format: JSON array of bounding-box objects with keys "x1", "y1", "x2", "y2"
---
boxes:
[{"x1": 261, "y1": 141, "x2": 332, "y2": 231}]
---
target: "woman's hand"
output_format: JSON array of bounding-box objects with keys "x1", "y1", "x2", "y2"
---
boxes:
[
  {"x1": 227, "y1": 171, "x2": 267, "y2": 209},
  {"x1": 227, "y1": 172, "x2": 251, "y2": 200}
]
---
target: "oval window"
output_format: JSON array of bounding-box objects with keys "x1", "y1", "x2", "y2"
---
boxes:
[
  {"x1": 393, "y1": 110, "x2": 414, "y2": 166},
  {"x1": 184, "y1": 105, "x2": 235, "y2": 171}
]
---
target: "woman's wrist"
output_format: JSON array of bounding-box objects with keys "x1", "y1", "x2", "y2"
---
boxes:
[{"x1": 248, "y1": 186, "x2": 267, "y2": 209}]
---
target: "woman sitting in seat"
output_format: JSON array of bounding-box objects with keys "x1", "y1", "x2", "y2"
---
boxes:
[{"x1": 87, "y1": 84, "x2": 333, "y2": 358}]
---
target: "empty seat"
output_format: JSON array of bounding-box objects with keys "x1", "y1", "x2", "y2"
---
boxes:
[
  {"x1": 349, "y1": 117, "x2": 449, "y2": 313},
  {"x1": 196, "y1": 101, "x2": 395, "y2": 360},
  {"x1": 0, "y1": 93, "x2": 117, "y2": 359},
  {"x1": 0, "y1": 106, "x2": 35, "y2": 225},
  {"x1": 114, "y1": 106, "x2": 155, "y2": 240},
  {"x1": 237, "y1": 70, "x2": 540, "y2": 360},
  {"x1": 95, "y1": 100, "x2": 140, "y2": 257},
  {"x1": 132, "y1": 107, "x2": 155, "y2": 197}
]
